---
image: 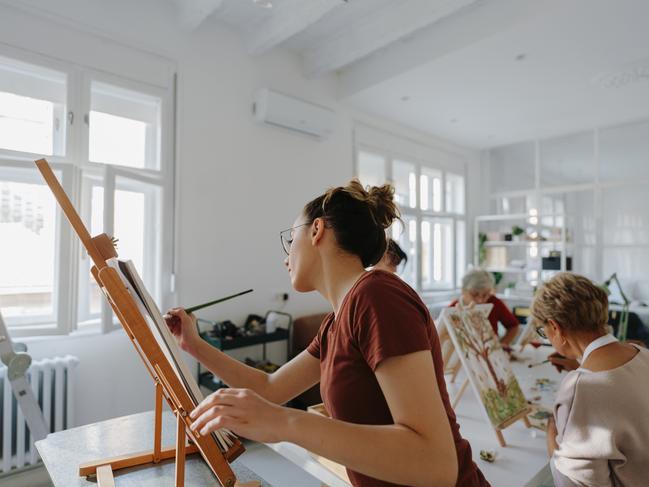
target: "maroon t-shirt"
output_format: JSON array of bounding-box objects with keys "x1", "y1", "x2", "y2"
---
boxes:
[
  {"x1": 307, "y1": 271, "x2": 489, "y2": 487},
  {"x1": 449, "y1": 295, "x2": 519, "y2": 336}
]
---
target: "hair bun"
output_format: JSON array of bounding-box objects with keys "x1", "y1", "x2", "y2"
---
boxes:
[
  {"x1": 326, "y1": 179, "x2": 400, "y2": 229},
  {"x1": 307, "y1": 179, "x2": 402, "y2": 267},
  {"x1": 365, "y1": 183, "x2": 399, "y2": 229}
]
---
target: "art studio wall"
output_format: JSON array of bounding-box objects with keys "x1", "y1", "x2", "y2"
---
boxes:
[{"x1": 1, "y1": 0, "x2": 479, "y2": 426}]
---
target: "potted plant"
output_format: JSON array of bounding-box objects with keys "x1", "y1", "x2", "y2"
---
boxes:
[{"x1": 511, "y1": 225, "x2": 525, "y2": 242}]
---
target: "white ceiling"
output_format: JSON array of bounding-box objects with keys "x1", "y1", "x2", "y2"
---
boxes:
[
  {"x1": 340, "y1": 0, "x2": 649, "y2": 148},
  {"x1": 172, "y1": 0, "x2": 649, "y2": 149},
  {"x1": 170, "y1": 0, "x2": 481, "y2": 74}
]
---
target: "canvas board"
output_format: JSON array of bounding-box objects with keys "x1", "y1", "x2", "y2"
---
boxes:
[
  {"x1": 108, "y1": 258, "x2": 234, "y2": 451},
  {"x1": 516, "y1": 318, "x2": 550, "y2": 351},
  {"x1": 439, "y1": 304, "x2": 528, "y2": 427}
]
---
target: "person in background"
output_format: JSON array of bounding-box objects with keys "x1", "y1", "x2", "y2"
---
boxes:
[
  {"x1": 449, "y1": 269, "x2": 520, "y2": 346},
  {"x1": 373, "y1": 238, "x2": 407, "y2": 274},
  {"x1": 531, "y1": 272, "x2": 649, "y2": 487}
]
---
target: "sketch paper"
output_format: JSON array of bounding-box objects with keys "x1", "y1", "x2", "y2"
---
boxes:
[{"x1": 439, "y1": 304, "x2": 528, "y2": 427}]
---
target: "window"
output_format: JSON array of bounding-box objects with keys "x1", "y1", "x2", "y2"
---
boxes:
[
  {"x1": 420, "y1": 167, "x2": 442, "y2": 212},
  {"x1": 357, "y1": 151, "x2": 385, "y2": 188},
  {"x1": 77, "y1": 174, "x2": 104, "y2": 324},
  {"x1": 89, "y1": 81, "x2": 161, "y2": 169},
  {"x1": 0, "y1": 169, "x2": 58, "y2": 325},
  {"x1": 421, "y1": 217, "x2": 454, "y2": 290},
  {"x1": 393, "y1": 160, "x2": 417, "y2": 209},
  {"x1": 356, "y1": 147, "x2": 467, "y2": 292},
  {"x1": 1, "y1": 50, "x2": 173, "y2": 336},
  {"x1": 114, "y1": 174, "x2": 163, "y2": 300},
  {"x1": 445, "y1": 173, "x2": 465, "y2": 214},
  {"x1": 0, "y1": 55, "x2": 66, "y2": 157}
]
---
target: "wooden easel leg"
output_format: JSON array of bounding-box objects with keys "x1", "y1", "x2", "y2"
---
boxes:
[
  {"x1": 493, "y1": 409, "x2": 531, "y2": 448},
  {"x1": 440, "y1": 327, "x2": 456, "y2": 372},
  {"x1": 495, "y1": 429, "x2": 506, "y2": 447},
  {"x1": 450, "y1": 360, "x2": 462, "y2": 383},
  {"x1": 176, "y1": 412, "x2": 186, "y2": 487},
  {"x1": 154, "y1": 382, "x2": 163, "y2": 463},
  {"x1": 451, "y1": 378, "x2": 469, "y2": 409},
  {"x1": 96, "y1": 465, "x2": 116, "y2": 487}
]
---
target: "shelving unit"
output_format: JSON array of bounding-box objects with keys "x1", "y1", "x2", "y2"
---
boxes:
[
  {"x1": 196, "y1": 317, "x2": 292, "y2": 393},
  {"x1": 474, "y1": 213, "x2": 570, "y2": 287}
]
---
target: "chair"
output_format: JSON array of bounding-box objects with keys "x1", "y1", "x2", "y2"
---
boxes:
[{"x1": 290, "y1": 312, "x2": 328, "y2": 409}]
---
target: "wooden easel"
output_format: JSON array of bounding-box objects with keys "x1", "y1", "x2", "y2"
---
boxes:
[
  {"x1": 438, "y1": 325, "x2": 466, "y2": 409},
  {"x1": 36, "y1": 159, "x2": 258, "y2": 487},
  {"x1": 437, "y1": 306, "x2": 531, "y2": 447}
]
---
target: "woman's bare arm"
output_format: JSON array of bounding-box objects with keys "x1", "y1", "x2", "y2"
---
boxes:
[
  {"x1": 166, "y1": 307, "x2": 320, "y2": 404},
  {"x1": 194, "y1": 342, "x2": 320, "y2": 404}
]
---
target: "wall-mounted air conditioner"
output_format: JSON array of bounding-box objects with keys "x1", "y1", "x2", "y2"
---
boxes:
[{"x1": 253, "y1": 88, "x2": 335, "y2": 139}]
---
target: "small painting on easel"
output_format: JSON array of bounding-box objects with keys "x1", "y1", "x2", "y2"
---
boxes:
[{"x1": 439, "y1": 305, "x2": 528, "y2": 429}]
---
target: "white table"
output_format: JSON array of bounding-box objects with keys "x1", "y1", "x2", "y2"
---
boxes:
[
  {"x1": 266, "y1": 442, "x2": 351, "y2": 487},
  {"x1": 268, "y1": 346, "x2": 560, "y2": 487},
  {"x1": 36, "y1": 411, "x2": 272, "y2": 487}
]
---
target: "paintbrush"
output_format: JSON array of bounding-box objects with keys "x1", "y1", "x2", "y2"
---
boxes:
[
  {"x1": 185, "y1": 289, "x2": 253, "y2": 313},
  {"x1": 163, "y1": 289, "x2": 253, "y2": 333},
  {"x1": 528, "y1": 359, "x2": 550, "y2": 368}
]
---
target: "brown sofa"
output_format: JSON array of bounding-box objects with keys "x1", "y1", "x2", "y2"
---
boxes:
[{"x1": 290, "y1": 312, "x2": 328, "y2": 408}]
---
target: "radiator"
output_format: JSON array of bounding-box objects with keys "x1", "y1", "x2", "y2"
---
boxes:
[{"x1": 0, "y1": 355, "x2": 79, "y2": 474}]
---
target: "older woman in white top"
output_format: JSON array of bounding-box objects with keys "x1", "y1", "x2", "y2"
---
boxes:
[{"x1": 531, "y1": 272, "x2": 649, "y2": 487}]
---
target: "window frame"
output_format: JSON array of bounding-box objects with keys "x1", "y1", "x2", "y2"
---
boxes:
[
  {"x1": 0, "y1": 159, "x2": 76, "y2": 336},
  {"x1": 0, "y1": 46, "x2": 73, "y2": 164},
  {"x1": 355, "y1": 144, "x2": 467, "y2": 293},
  {"x1": 0, "y1": 46, "x2": 175, "y2": 337}
]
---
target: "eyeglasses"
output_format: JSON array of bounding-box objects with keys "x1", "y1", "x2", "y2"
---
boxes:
[
  {"x1": 279, "y1": 223, "x2": 310, "y2": 256},
  {"x1": 534, "y1": 319, "x2": 548, "y2": 339}
]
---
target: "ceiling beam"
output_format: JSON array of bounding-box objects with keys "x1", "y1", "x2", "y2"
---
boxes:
[
  {"x1": 247, "y1": 0, "x2": 344, "y2": 56},
  {"x1": 175, "y1": 0, "x2": 224, "y2": 31},
  {"x1": 302, "y1": 0, "x2": 479, "y2": 78},
  {"x1": 337, "y1": 0, "x2": 558, "y2": 97}
]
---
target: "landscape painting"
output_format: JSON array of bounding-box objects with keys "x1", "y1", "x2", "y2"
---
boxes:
[{"x1": 440, "y1": 305, "x2": 528, "y2": 427}]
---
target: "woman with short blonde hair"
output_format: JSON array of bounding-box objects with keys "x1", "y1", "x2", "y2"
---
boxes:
[{"x1": 531, "y1": 272, "x2": 649, "y2": 487}]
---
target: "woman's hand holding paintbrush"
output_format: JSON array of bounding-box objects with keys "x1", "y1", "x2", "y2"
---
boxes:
[
  {"x1": 547, "y1": 352, "x2": 579, "y2": 373},
  {"x1": 527, "y1": 353, "x2": 580, "y2": 372},
  {"x1": 164, "y1": 289, "x2": 253, "y2": 353},
  {"x1": 165, "y1": 308, "x2": 201, "y2": 353}
]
